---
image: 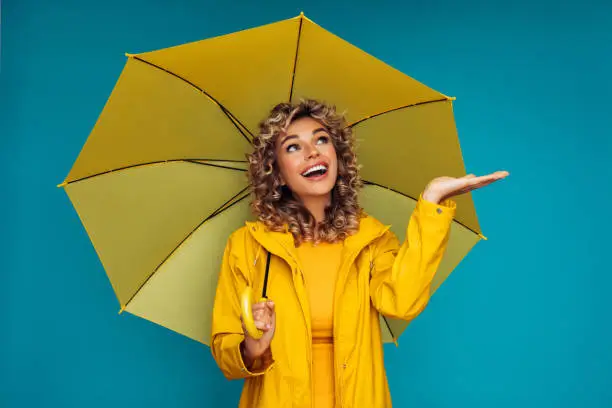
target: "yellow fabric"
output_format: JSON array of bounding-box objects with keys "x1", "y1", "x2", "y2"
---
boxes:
[
  {"x1": 211, "y1": 196, "x2": 456, "y2": 407},
  {"x1": 297, "y1": 241, "x2": 344, "y2": 408}
]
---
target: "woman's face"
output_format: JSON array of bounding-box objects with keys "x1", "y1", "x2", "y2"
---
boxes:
[{"x1": 274, "y1": 116, "x2": 338, "y2": 203}]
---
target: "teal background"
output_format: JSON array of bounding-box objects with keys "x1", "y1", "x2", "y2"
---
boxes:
[{"x1": 2, "y1": 0, "x2": 611, "y2": 407}]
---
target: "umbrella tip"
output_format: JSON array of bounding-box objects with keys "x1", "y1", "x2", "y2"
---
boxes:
[
  {"x1": 297, "y1": 11, "x2": 314, "y2": 24},
  {"x1": 393, "y1": 337, "x2": 399, "y2": 347},
  {"x1": 118, "y1": 305, "x2": 126, "y2": 314},
  {"x1": 125, "y1": 53, "x2": 135, "y2": 58},
  {"x1": 478, "y1": 233, "x2": 488, "y2": 241},
  {"x1": 57, "y1": 181, "x2": 67, "y2": 188}
]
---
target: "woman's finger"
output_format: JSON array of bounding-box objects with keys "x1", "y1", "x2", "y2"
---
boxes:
[
  {"x1": 266, "y1": 302, "x2": 275, "y2": 319},
  {"x1": 464, "y1": 174, "x2": 495, "y2": 186},
  {"x1": 468, "y1": 177, "x2": 501, "y2": 190},
  {"x1": 251, "y1": 302, "x2": 268, "y2": 312},
  {"x1": 253, "y1": 310, "x2": 264, "y2": 322},
  {"x1": 465, "y1": 171, "x2": 508, "y2": 184},
  {"x1": 254, "y1": 319, "x2": 272, "y2": 331},
  {"x1": 256, "y1": 301, "x2": 275, "y2": 330},
  {"x1": 462, "y1": 172, "x2": 506, "y2": 189},
  {"x1": 444, "y1": 179, "x2": 494, "y2": 198},
  {"x1": 452, "y1": 177, "x2": 503, "y2": 197}
]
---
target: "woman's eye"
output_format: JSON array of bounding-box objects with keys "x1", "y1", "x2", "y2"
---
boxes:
[
  {"x1": 317, "y1": 135, "x2": 329, "y2": 144},
  {"x1": 286, "y1": 143, "x2": 299, "y2": 153}
]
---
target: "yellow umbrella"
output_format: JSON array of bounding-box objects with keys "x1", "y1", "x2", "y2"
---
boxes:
[{"x1": 59, "y1": 13, "x2": 484, "y2": 346}]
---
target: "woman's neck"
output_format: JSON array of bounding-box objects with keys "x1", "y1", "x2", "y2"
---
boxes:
[{"x1": 300, "y1": 194, "x2": 331, "y2": 223}]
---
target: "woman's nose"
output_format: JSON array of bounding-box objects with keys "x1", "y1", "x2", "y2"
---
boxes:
[{"x1": 305, "y1": 144, "x2": 320, "y2": 159}]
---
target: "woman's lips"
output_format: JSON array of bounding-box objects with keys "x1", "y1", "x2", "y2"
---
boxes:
[{"x1": 303, "y1": 170, "x2": 329, "y2": 182}]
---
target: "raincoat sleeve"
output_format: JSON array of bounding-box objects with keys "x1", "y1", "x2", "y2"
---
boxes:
[
  {"x1": 210, "y1": 231, "x2": 275, "y2": 380},
  {"x1": 369, "y1": 195, "x2": 456, "y2": 321}
]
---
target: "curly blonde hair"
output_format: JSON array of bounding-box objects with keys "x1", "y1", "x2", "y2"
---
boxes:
[{"x1": 247, "y1": 99, "x2": 363, "y2": 245}]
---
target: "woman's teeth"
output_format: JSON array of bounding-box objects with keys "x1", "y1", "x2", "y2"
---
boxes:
[{"x1": 302, "y1": 164, "x2": 328, "y2": 177}]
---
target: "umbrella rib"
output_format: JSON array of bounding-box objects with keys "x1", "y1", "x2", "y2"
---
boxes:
[
  {"x1": 363, "y1": 180, "x2": 419, "y2": 201},
  {"x1": 362, "y1": 180, "x2": 481, "y2": 237},
  {"x1": 131, "y1": 56, "x2": 254, "y2": 144},
  {"x1": 381, "y1": 315, "x2": 396, "y2": 343},
  {"x1": 120, "y1": 188, "x2": 251, "y2": 312},
  {"x1": 207, "y1": 192, "x2": 250, "y2": 220},
  {"x1": 348, "y1": 98, "x2": 450, "y2": 128},
  {"x1": 184, "y1": 160, "x2": 248, "y2": 172},
  {"x1": 288, "y1": 14, "x2": 304, "y2": 102},
  {"x1": 60, "y1": 159, "x2": 247, "y2": 187}
]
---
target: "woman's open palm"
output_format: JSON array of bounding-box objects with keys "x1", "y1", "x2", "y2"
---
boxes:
[{"x1": 423, "y1": 171, "x2": 509, "y2": 203}]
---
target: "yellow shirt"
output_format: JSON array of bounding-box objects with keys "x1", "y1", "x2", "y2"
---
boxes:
[{"x1": 296, "y1": 240, "x2": 344, "y2": 408}]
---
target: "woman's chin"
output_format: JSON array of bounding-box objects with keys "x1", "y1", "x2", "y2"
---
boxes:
[
  {"x1": 300, "y1": 184, "x2": 335, "y2": 199},
  {"x1": 290, "y1": 176, "x2": 337, "y2": 200}
]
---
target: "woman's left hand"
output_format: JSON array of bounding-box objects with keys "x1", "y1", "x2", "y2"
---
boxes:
[{"x1": 422, "y1": 170, "x2": 509, "y2": 204}]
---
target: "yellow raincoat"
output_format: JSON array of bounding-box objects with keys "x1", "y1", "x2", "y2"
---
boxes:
[{"x1": 211, "y1": 195, "x2": 456, "y2": 407}]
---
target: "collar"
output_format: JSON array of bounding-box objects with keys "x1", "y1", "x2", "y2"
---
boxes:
[{"x1": 245, "y1": 213, "x2": 391, "y2": 271}]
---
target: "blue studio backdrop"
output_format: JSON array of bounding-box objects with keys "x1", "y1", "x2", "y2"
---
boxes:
[{"x1": 1, "y1": 0, "x2": 611, "y2": 407}]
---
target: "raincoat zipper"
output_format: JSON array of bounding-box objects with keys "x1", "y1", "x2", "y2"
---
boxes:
[
  {"x1": 332, "y1": 225, "x2": 391, "y2": 407},
  {"x1": 273, "y1": 238, "x2": 314, "y2": 408}
]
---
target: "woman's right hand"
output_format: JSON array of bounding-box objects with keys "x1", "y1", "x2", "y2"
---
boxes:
[{"x1": 241, "y1": 299, "x2": 276, "y2": 366}]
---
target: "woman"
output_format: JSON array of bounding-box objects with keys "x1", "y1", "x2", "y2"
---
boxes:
[{"x1": 211, "y1": 99, "x2": 508, "y2": 407}]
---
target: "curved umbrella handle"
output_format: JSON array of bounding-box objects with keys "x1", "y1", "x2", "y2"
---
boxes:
[{"x1": 240, "y1": 286, "x2": 264, "y2": 339}]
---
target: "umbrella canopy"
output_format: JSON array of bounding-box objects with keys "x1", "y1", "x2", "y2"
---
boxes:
[{"x1": 59, "y1": 13, "x2": 484, "y2": 346}]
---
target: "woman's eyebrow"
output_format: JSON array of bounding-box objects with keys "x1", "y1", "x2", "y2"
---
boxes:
[
  {"x1": 279, "y1": 134, "x2": 298, "y2": 145},
  {"x1": 280, "y1": 128, "x2": 327, "y2": 145}
]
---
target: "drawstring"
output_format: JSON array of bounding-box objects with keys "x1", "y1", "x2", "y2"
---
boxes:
[
  {"x1": 262, "y1": 251, "x2": 271, "y2": 299},
  {"x1": 252, "y1": 244, "x2": 271, "y2": 299}
]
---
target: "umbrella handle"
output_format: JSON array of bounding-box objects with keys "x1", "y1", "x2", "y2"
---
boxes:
[{"x1": 240, "y1": 286, "x2": 265, "y2": 339}]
